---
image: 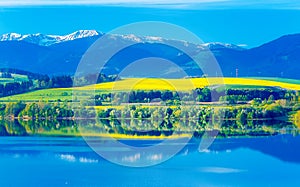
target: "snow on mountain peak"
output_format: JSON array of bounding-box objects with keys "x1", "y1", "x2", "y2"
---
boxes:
[
  {"x1": 0, "y1": 30, "x2": 103, "y2": 46},
  {"x1": 62, "y1": 30, "x2": 101, "y2": 41},
  {"x1": 121, "y1": 34, "x2": 142, "y2": 42},
  {"x1": 0, "y1": 30, "x2": 246, "y2": 51},
  {"x1": 201, "y1": 42, "x2": 245, "y2": 50},
  {"x1": 0, "y1": 33, "x2": 23, "y2": 41},
  {"x1": 143, "y1": 36, "x2": 163, "y2": 42}
]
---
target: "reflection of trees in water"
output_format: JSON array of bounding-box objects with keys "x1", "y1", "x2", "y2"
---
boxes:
[
  {"x1": 0, "y1": 120, "x2": 27, "y2": 136},
  {"x1": 0, "y1": 119, "x2": 77, "y2": 136},
  {"x1": 91, "y1": 118, "x2": 290, "y2": 137},
  {"x1": 21, "y1": 119, "x2": 76, "y2": 133},
  {"x1": 96, "y1": 119, "x2": 174, "y2": 136},
  {"x1": 295, "y1": 111, "x2": 300, "y2": 128},
  {"x1": 0, "y1": 117, "x2": 297, "y2": 137},
  {"x1": 0, "y1": 122, "x2": 8, "y2": 136}
]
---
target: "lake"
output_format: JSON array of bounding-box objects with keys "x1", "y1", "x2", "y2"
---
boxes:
[{"x1": 1, "y1": 135, "x2": 300, "y2": 186}]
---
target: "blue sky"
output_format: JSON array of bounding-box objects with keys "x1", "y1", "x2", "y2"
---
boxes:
[{"x1": 0, "y1": 0, "x2": 300, "y2": 48}]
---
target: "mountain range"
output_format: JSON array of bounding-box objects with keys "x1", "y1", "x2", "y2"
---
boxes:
[
  {"x1": 0, "y1": 30, "x2": 103, "y2": 46},
  {"x1": 0, "y1": 30, "x2": 299, "y2": 79}
]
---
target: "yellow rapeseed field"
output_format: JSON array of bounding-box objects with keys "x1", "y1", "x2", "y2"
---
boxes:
[
  {"x1": 2, "y1": 77, "x2": 299, "y2": 102},
  {"x1": 79, "y1": 77, "x2": 300, "y2": 91}
]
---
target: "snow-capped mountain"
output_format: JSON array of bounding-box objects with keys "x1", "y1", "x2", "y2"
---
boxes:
[
  {"x1": 0, "y1": 33, "x2": 23, "y2": 40},
  {"x1": 0, "y1": 30, "x2": 103, "y2": 46},
  {"x1": 61, "y1": 30, "x2": 102, "y2": 41},
  {"x1": 107, "y1": 34, "x2": 243, "y2": 51},
  {"x1": 0, "y1": 30, "x2": 243, "y2": 51},
  {"x1": 202, "y1": 42, "x2": 245, "y2": 51}
]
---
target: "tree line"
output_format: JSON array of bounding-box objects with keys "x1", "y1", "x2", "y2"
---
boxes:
[
  {"x1": 92, "y1": 87, "x2": 296, "y2": 105},
  {"x1": 0, "y1": 102, "x2": 74, "y2": 119},
  {"x1": 0, "y1": 75, "x2": 73, "y2": 97}
]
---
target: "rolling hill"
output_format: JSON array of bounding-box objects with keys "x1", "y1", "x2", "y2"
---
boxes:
[{"x1": 1, "y1": 77, "x2": 299, "y2": 102}]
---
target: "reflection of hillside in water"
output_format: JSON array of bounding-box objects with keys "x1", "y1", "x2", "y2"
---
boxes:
[
  {"x1": 206, "y1": 134, "x2": 300, "y2": 164},
  {"x1": 0, "y1": 134, "x2": 300, "y2": 165}
]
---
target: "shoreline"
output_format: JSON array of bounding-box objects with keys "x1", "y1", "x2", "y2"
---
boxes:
[
  {"x1": 32, "y1": 132, "x2": 194, "y2": 140},
  {"x1": 1, "y1": 130, "x2": 286, "y2": 140}
]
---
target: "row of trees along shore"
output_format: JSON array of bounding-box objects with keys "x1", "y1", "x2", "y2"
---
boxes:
[{"x1": 91, "y1": 88, "x2": 299, "y2": 105}]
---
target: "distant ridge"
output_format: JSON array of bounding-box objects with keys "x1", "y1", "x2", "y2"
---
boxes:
[{"x1": 0, "y1": 30, "x2": 299, "y2": 79}]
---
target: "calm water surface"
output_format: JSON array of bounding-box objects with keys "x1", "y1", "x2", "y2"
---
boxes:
[{"x1": 1, "y1": 135, "x2": 300, "y2": 186}]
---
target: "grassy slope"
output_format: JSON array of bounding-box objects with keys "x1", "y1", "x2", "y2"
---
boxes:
[
  {"x1": 1, "y1": 77, "x2": 300, "y2": 102},
  {"x1": 0, "y1": 73, "x2": 28, "y2": 84}
]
